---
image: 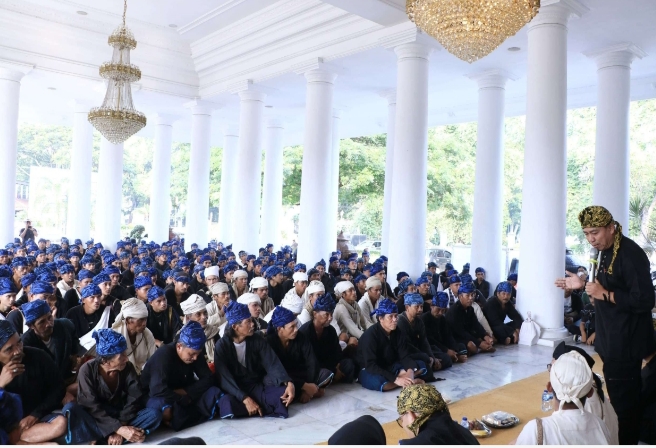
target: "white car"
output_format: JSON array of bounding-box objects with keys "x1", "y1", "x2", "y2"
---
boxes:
[{"x1": 356, "y1": 240, "x2": 381, "y2": 251}]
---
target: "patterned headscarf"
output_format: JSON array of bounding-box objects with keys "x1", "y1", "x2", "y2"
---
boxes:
[
  {"x1": 93, "y1": 329, "x2": 127, "y2": 357},
  {"x1": 268, "y1": 306, "x2": 296, "y2": 334},
  {"x1": 578, "y1": 205, "x2": 622, "y2": 275},
  {"x1": 398, "y1": 278, "x2": 414, "y2": 295},
  {"x1": 226, "y1": 301, "x2": 251, "y2": 326},
  {"x1": 179, "y1": 321, "x2": 207, "y2": 350},
  {"x1": 313, "y1": 294, "x2": 336, "y2": 313},
  {"x1": 404, "y1": 293, "x2": 423, "y2": 307},
  {"x1": 397, "y1": 384, "x2": 449, "y2": 435},
  {"x1": 432, "y1": 292, "x2": 449, "y2": 308},
  {"x1": 373, "y1": 298, "x2": 398, "y2": 317},
  {"x1": 22, "y1": 299, "x2": 51, "y2": 325},
  {"x1": 458, "y1": 282, "x2": 475, "y2": 295},
  {"x1": 497, "y1": 281, "x2": 512, "y2": 294},
  {"x1": 0, "y1": 320, "x2": 16, "y2": 348}
]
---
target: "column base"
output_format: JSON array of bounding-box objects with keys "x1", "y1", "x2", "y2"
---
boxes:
[{"x1": 536, "y1": 326, "x2": 572, "y2": 347}]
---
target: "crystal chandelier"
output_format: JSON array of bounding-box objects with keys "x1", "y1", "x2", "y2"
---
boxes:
[
  {"x1": 88, "y1": 0, "x2": 146, "y2": 144},
  {"x1": 407, "y1": 0, "x2": 540, "y2": 63}
]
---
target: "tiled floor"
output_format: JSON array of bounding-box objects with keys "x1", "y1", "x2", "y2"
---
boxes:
[{"x1": 145, "y1": 343, "x2": 593, "y2": 445}]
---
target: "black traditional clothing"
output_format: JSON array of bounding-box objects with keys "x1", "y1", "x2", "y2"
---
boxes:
[
  {"x1": 266, "y1": 330, "x2": 321, "y2": 395},
  {"x1": 299, "y1": 320, "x2": 357, "y2": 382},
  {"x1": 399, "y1": 413, "x2": 479, "y2": 445},
  {"x1": 165, "y1": 288, "x2": 190, "y2": 317},
  {"x1": 482, "y1": 297, "x2": 523, "y2": 341},
  {"x1": 445, "y1": 301, "x2": 487, "y2": 347},
  {"x1": 420, "y1": 312, "x2": 465, "y2": 355},
  {"x1": 398, "y1": 312, "x2": 451, "y2": 370},
  {"x1": 474, "y1": 279, "x2": 490, "y2": 300},
  {"x1": 66, "y1": 305, "x2": 116, "y2": 340},
  {"x1": 147, "y1": 304, "x2": 182, "y2": 345},
  {"x1": 268, "y1": 281, "x2": 285, "y2": 306}
]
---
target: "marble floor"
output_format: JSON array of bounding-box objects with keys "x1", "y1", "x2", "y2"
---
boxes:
[{"x1": 145, "y1": 343, "x2": 595, "y2": 445}]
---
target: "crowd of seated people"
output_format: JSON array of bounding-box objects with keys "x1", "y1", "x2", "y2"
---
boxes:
[{"x1": 0, "y1": 234, "x2": 646, "y2": 445}]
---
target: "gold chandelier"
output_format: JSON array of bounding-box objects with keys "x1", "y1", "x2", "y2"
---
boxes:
[
  {"x1": 407, "y1": 0, "x2": 540, "y2": 63},
  {"x1": 88, "y1": 0, "x2": 146, "y2": 144}
]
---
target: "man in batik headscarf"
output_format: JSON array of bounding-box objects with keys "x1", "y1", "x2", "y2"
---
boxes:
[
  {"x1": 555, "y1": 205, "x2": 654, "y2": 444},
  {"x1": 396, "y1": 384, "x2": 477, "y2": 445},
  {"x1": 140, "y1": 321, "x2": 227, "y2": 431}
]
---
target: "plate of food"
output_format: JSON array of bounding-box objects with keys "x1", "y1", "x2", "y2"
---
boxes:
[
  {"x1": 469, "y1": 420, "x2": 492, "y2": 438},
  {"x1": 481, "y1": 411, "x2": 520, "y2": 428}
]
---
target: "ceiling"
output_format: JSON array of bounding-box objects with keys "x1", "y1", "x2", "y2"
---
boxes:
[{"x1": 2, "y1": 0, "x2": 656, "y2": 147}]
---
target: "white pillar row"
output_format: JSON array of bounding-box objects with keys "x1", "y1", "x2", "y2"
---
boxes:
[
  {"x1": 232, "y1": 88, "x2": 266, "y2": 254},
  {"x1": 387, "y1": 43, "x2": 431, "y2": 285},
  {"x1": 0, "y1": 67, "x2": 28, "y2": 244},
  {"x1": 96, "y1": 138, "x2": 124, "y2": 251},
  {"x1": 517, "y1": 0, "x2": 587, "y2": 342},
  {"x1": 468, "y1": 71, "x2": 510, "y2": 293},
  {"x1": 149, "y1": 115, "x2": 176, "y2": 243},
  {"x1": 218, "y1": 125, "x2": 239, "y2": 244},
  {"x1": 66, "y1": 102, "x2": 94, "y2": 241},
  {"x1": 184, "y1": 101, "x2": 215, "y2": 249},
  {"x1": 297, "y1": 68, "x2": 337, "y2": 265},
  {"x1": 587, "y1": 44, "x2": 646, "y2": 230},
  {"x1": 328, "y1": 109, "x2": 341, "y2": 245},
  {"x1": 260, "y1": 119, "x2": 285, "y2": 248},
  {"x1": 380, "y1": 90, "x2": 396, "y2": 256}
]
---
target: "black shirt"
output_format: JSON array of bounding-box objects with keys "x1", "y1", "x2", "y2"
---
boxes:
[
  {"x1": 397, "y1": 312, "x2": 434, "y2": 358},
  {"x1": 299, "y1": 321, "x2": 343, "y2": 373},
  {"x1": 266, "y1": 330, "x2": 320, "y2": 391},
  {"x1": 147, "y1": 304, "x2": 182, "y2": 345},
  {"x1": 445, "y1": 301, "x2": 487, "y2": 344},
  {"x1": 357, "y1": 322, "x2": 416, "y2": 382},
  {"x1": 19, "y1": 227, "x2": 36, "y2": 243},
  {"x1": 65, "y1": 305, "x2": 116, "y2": 340},
  {"x1": 475, "y1": 280, "x2": 490, "y2": 299},
  {"x1": 399, "y1": 413, "x2": 479, "y2": 445},
  {"x1": 421, "y1": 312, "x2": 460, "y2": 352}
]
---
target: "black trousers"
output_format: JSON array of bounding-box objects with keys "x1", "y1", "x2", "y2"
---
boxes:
[{"x1": 601, "y1": 356, "x2": 642, "y2": 445}]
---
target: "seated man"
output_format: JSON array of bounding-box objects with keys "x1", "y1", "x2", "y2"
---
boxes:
[
  {"x1": 146, "y1": 285, "x2": 182, "y2": 348},
  {"x1": 473, "y1": 267, "x2": 490, "y2": 299},
  {"x1": 415, "y1": 276, "x2": 433, "y2": 313},
  {"x1": 111, "y1": 298, "x2": 156, "y2": 374},
  {"x1": 206, "y1": 282, "x2": 231, "y2": 327},
  {"x1": 282, "y1": 272, "x2": 308, "y2": 309},
  {"x1": 21, "y1": 299, "x2": 84, "y2": 403},
  {"x1": 141, "y1": 321, "x2": 226, "y2": 431},
  {"x1": 237, "y1": 293, "x2": 268, "y2": 333},
  {"x1": 333, "y1": 280, "x2": 368, "y2": 340},
  {"x1": 397, "y1": 293, "x2": 449, "y2": 373},
  {"x1": 395, "y1": 278, "x2": 416, "y2": 314},
  {"x1": 358, "y1": 276, "x2": 382, "y2": 329},
  {"x1": 568, "y1": 301, "x2": 595, "y2": 345},
  {"x1": 132, "y1": 276, "x2": 153, "y2": 303},
  {"x1": 63, "y1": 269, "x2": 94, "y2": 311},
  {"x1": 0, "y1": 320, "x2": 68, "y2": 444},
  {"x1": 214, "y1": 301, "x2": 295, "y2": 418},
  {"x1": 459, "y1": 274, "x2": 493, "y2": 337},
  {"x1": 165, "y1": 276, "x2": 191, "y2": 317},
  {"x1": 482, "y1": 281, "x2": 523, "y2": 345},
  {"x1": 249, "y1": 276, "x2": 275, "y2": 317},
  {"x1": 357, "y1": 299, "x2": 428, "y2": 392},
  {"x1": 445, "y1": 274, "x2": 460, "y2": 308},
  {"x1": 445, "y1": 282, "x2": 495, "y2": 355},
  {"x1": 266, "y1": 306, "x2": 333, "y2": 403},
  {"x1": 515, "y1": 351, "x2": 611, "y2": 444},
  {"x1": 76, "y1": 329, "x2": 162, "y2": 444},
  {"x1": 66, "y1": 284, "x2": 117, "y2": 350},
  {"x1": 180, "y1": 294, "x2": 221, "y2": 364},
  {"x1": 299, "y1": 294, "x2": 358, "y2": 383},
  {"x1": 422, "y1": 293, "x2": 468, "y2": 364}
]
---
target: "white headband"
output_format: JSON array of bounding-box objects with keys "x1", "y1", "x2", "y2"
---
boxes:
[
  {"x1": 550, "y1": 351, "x2": 593, "y2": 414},
  {"x1": 180, "y1": 294, "x2": 208, "y2": 315},
  {"x1": 204, "y1": 266, "x2": 220, "y2": 278},
  {"x1": 237, "y1": 293, "x2": 261, "y2": 306}
]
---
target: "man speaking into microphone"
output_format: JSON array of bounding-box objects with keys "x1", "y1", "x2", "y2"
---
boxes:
[{"x1": 555, "y1": 205, "x2": 655, "y2": 444}]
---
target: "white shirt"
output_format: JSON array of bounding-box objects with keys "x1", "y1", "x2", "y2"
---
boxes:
[
  {"x1": 515, "y1": 409, "x2": 611, "y2": 445},
  {"x1": 585, "y1": 385, "x2": 619, "y2": 445},
  {"x1": 233, "y1": 340, "x2": 247, "y2": 367},
  {"x1": 357, "y1": 294, "x2": 378, "y2": 329}
]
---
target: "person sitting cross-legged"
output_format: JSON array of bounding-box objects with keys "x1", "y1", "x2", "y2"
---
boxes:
[
  {"x1": 66, "y1": 284, "x2": 117, "y2": 351},
  {"x1": 76, "y1": 329, "x2": 162, "y2": 444},
  {"x1": 482, "y1": 281, "x2": 523, "y2": 345},
  {"x1": 266, "y1": 306, "x2": 334, "y2": 404},
  {"x1": 110, "y1": 298, "x2": 156, "y2": 374},
  {"x1": 333, "y1": 280, "x2": 368, "y2": 341},
  {"x1": 213, "y1": 301, "x2": 295, "y2": 419},
  {"x1": 445, "y1": 282, "x2": 495, "y2": 355},
  {"x1": 146, "y1": 286, "x2": 182, "y2": 348},
  {"x1": 357, "y1": 299, "x2": 429, "y2": 392},
  {"x1": 299, "y1": 294, "x2": 358, "y2": 384},
  {"x1": 140, "y1": 321, "x2": 227, "y2": 431},
  {"x1": 422, "y1": 292, "x2": 468, "y2": 364}
]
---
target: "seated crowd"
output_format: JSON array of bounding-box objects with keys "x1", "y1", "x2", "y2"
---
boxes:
[{"x1": 0, "y1": 235, "x2": 632, "y2": 444}]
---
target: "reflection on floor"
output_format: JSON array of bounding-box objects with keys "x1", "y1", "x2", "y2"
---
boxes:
[{"x1": 145, "y1": 343, "x2": 594, "y2": 445}]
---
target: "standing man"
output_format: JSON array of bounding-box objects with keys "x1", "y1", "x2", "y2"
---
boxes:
[
  {"x1": 19, "y1": 220, "x2": 38, "y2": 243},
  {"x1": 556, "y1": 205, "x2": 655, "y2": 445}
]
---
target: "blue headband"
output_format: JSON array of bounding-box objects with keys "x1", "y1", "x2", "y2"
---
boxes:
[
  {"x1": 11, "y1": 257, "x2": 28, "y2": 268},
  {"x1": 59, "y1": 264, "x2": 75, "y2": 275},
  {"x1": 497, "y1": 281, "x2": 513, "y2": 294},
  {"x1": 354, "y1": 274, "x2": 367, "y2": 284},
  {"x1": 396, "y1": 271, "x2": 409, "y2": 282},
  {"x1": 81, "y1": 284, "x2": 101, "y2": 299},
  {"x1": 294, "y1": 264, "x2": 306, "y2": 272},
  {"x1": 22, "y1": 299, "x2": 51, "y2": 325},
  {"x1": 398, "y1": 278, "x2": 414, "y2": 294},
  {"x1": 31, "y1": 281, "x2": 54, "y2": 295},
  {"x1": 102, "y1": 266, "x2": 120, "y2": 276},
  {"x1": 93, "y1": 329, "x2": 127, "y2": 357},
  {"x1": 226, "y1": 301, "x2": 252, "y2": 327},
  {"x1": 313, "y1": 294, "x2": 336, "y2": 313},
  {"x1": 507, "y1": 273, "x2": 518, "y2": 282},
  {"x1": 147, "y1": 286, "x2": 165, "y2": 302},
  {"x1": 179, "y1": 321, "x2": 206, "y2": 350},
  {"x1": 445, "y1": 263, "x2": 454, "y2": 270},
  {"x1": 315, "y1": 259, "x2": 326, "y2": 268},
  {"x1": 373, "y1": 298, "x2": 398, "y2": 317},
  {"x1": 460, "y1": 274, "x2": 473, "y2": 285},
  {"x1": 264, "y1": 266, "x2": 282, "y2": 279},
  {"x1": 0, "y1": 266, "x2": 11, "y2": 279},
  {"x1": 77, "y1": 269, "x2": 95, "y2": 281},
  {"x1": 432, "y1": 292, "x2": 449, "y2": 308},
  {"x1": 370, "y1": 265, "x2": 383, "y2": 276},
  {"x1": 475, "y1": 267, "x2": 485, "y2": 274},
  {"x1": 93, "y1": 273, "x2": 110, "y2": 285},
  {"x1": 134, "y1": 276, "x2": 152, "y2": 289},
  {"x1": 37, "y1": 273, "x2": 57, "y2": 284},
  {"x1": 449, "y1": 274, "x2": 461, "y2": 284},
  {"x1": 20, "y1": 273, "x2": 36, "y2": 288},
  {"x1": 0, "y1": 320, "x2": 16, "y2": 348},
  {"x1": 458, "y1": 282, "x2": 476, "y2": 295},
  {"x1": 415, "y1": 276, "x2": 429, "y2": 287},
  {"x1": 404, "y1": 293, "x2": 423, "y2": 307},
  {"x1": 175, "y1": 276, "x2": 189, "y2": 284},
  {"x1": 268, "y1": 306, "x2": 297, "y2": 334}
]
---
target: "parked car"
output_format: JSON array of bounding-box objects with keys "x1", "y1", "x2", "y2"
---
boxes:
[
  {"x1": 356, "y1": 240, "x2": 381, "y2": 251},
  {"x1": 507, "y1": 249, "x2": 586, "y2": 277},
  {"x1": 425, "y1": 247, "x2": 452, "y2": 272}
]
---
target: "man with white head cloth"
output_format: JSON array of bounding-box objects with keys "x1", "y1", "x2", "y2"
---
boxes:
[
  {"x1": 333, "y1": 281, "x2": 368, "y2": 341},
  {"x1": 282, "y1": 272, "x2": 308, "y2": 311},
  {"x1": 298, "y1": 280, "x2": 324, "y2": 325},
  {"x1": 263, "y1": 292, "x2": 304, "y2": 323},
  {"x1": 111, "y1": 298, "x2": 156, "y2": 374},
  {"x1": 237, "y1": 293, "x2": 268, "y2": 333},
  {"x1": 206, "y1": 282, "x2": 230, "y2": 327},
  {"x1": 358, "y1": 276, "x2": 382, "y2": 329},
  {"x1": 180, "y1": 295, "x2": 221, "y2": 364},
  {"x1": 249, "y1": 277, "x2": 274, "y2": 317},
  {"x1": 515, "y1": 351, "x2": 611, "y2": 445},
  {"x1": 232, "y1": 270, "x2": 249, "y2": 299}
]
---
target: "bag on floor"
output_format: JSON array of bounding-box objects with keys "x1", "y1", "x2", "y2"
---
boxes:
[{"x1": 519, "y1": 312, "x2": 541, "y2": 346}]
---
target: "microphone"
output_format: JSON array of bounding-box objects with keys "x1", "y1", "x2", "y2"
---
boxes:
[{"x1": 589, "y1": 247, "x2": 599, "y2": 282}]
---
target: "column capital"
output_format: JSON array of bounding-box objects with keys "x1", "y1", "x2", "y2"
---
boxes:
[
  {"x1": 529, "y1": 0, "x2": 588, "y2": 29},
  {"x1": 584, "y1": 43, "x2": 647, "y2": 70},
  {"x1": 379, "y1": 89, "x2": 397, "y2": 105},
  {"x1": 0, "y1": 60, "x2": 33, "y2": 82},
  {"x1": 304, "y1": 68, "x2": 337, "y2": 85},
  {"x1": 467, "y1": 69, "x2": 517, "y2": 90},
  {"x1": 72, "y1": 100, "x2": 94, "y2": 114},
  {"x1": 267, "y1": 118, "x2": 284, "y2": 129},
  {"x1": 393, "y1": 42, "x2": 433, "y2": 61},
  {"x1": 222, "y1": 124, "x2": 239, "y2": 137},
  {"x1": 152, "y1": 114, "x2": 179, "y2": 126},
  {"x1": 184, "y1": 99, "x2": 220, "y2": 116}
]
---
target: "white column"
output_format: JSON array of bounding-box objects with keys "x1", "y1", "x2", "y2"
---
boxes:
[
  {"x1": 380, "y1": 91, "x2": 396, "y2": 256},
  {"x1": 0, "y1": 68, "x2": 26, "y2": 244},
  {"x1": 96, "y1": 138, "x2": 124, "y2": 251},
  {"x1": 588, "y1": 44, "x2": 645, "y2": 230},
  {"x1": 517, "y1": 0, "x2": 586, "y2": 342},
  {"x1": 149, "y1": 115, "x2": 175, "y2": 243},
  {"x1": 468, "y1": 71, "x2": 509, "y2": 292},
  {"x1": 184, "y1": 101, "x2": 214, "y2": 249},
  {"x1": 232, "y1": 89, "x2": 266, "y2": 254},
  {"x1": 297, "y1": 68, "x2": 337, "y2": 265},
  {"x1": 386, "y1": 43, "x2": 431, "y2": 285},
  {"x1": 260, "y1": 119, "x2": 285, "y2": 247},
  {"x1": 328, "y1": 109, "x2": 341, "y2": 245},
  {"x1": 218, "y1": 125, "x2": 239, "y2": 244},
  {"x1": 66, "y1": 102, "x2": 94, "y2": 240}
]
